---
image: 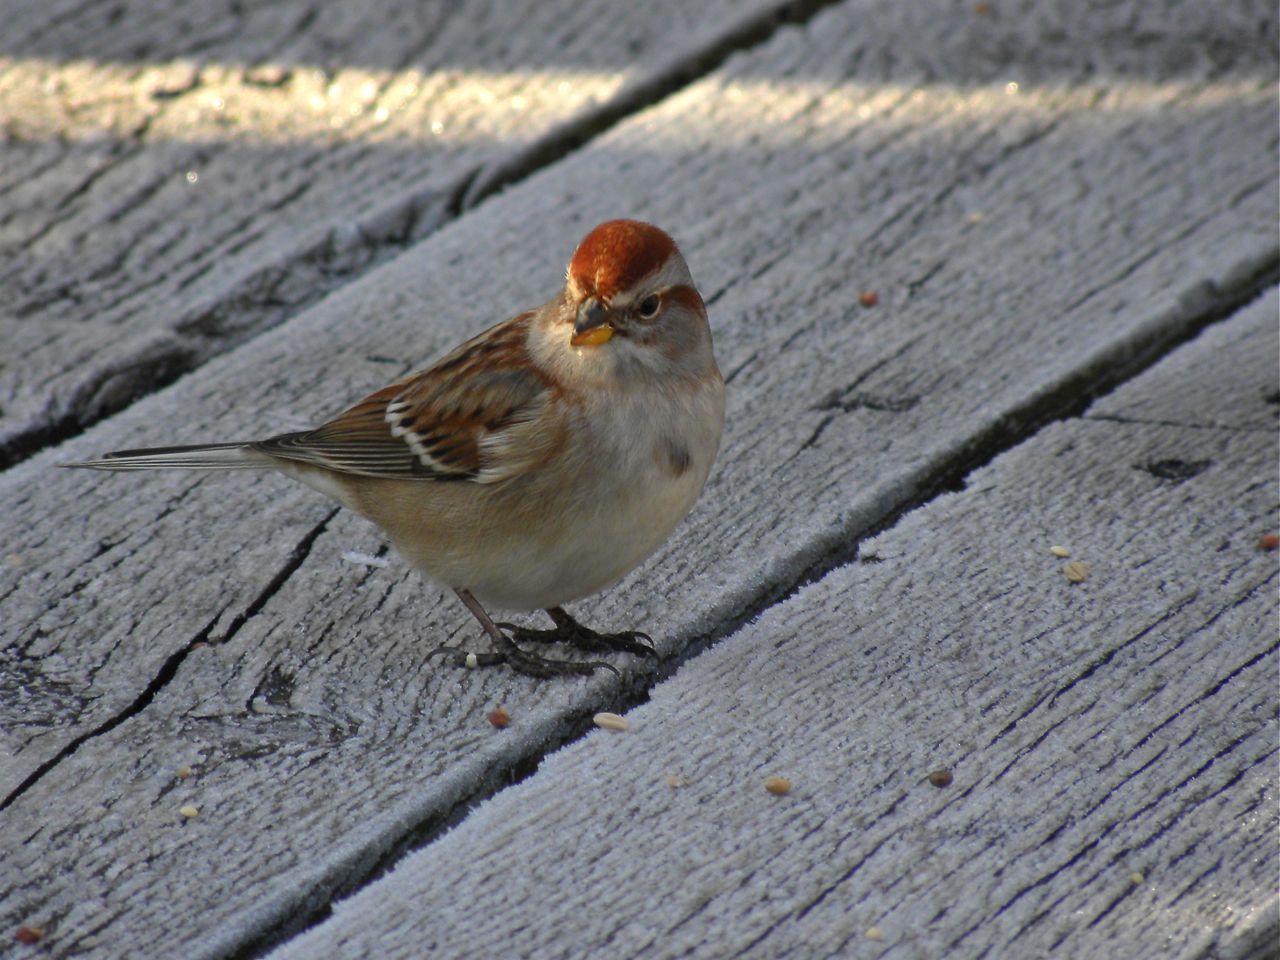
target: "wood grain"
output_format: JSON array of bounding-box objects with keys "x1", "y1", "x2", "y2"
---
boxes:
[
  {"x1": 0, "y1": 0, "x2": 792, "y2": 464},
  {"x1": 0, "y1": 0, "x2": 1275, "y2": 955},
  {"x1": 270, "y1": 293, "x2": 1279, "y2": 960}
]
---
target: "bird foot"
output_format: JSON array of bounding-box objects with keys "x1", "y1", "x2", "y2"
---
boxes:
[
  {"x1": 497, "y1": 607, "x2": 655, "y2": 658},
  {"x1": 431, "y1": 592, "x2": 635, "y2": 678},
  {"x1": 425, "y1": 643, "x2": 617, "y2": 679}
]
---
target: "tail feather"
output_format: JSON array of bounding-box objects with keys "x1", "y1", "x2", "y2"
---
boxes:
[{"x1": 61, "y1": 442, "x2": 262, "y2": 472}]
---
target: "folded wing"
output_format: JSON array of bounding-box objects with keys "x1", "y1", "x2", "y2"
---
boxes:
[{"x1": 256, "y1": 313, "x2": 562, "y2": 484}]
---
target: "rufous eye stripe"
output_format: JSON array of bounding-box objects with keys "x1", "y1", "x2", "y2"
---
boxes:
[{"x1": 664, "y1": 284, "x2": 706, "y2": 316}]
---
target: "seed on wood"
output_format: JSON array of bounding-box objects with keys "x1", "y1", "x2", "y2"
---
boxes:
[
  {"x1": 858, "y1": 290, "x2": 879, "y2": 308},
  {"x1": 1063, "y1": 560, "x2": 1090, "y2": 583},
  {"x1": 928, "y1": 769, "x2": 954, "y2": 788},
  {"x1": 764, "y1": 775, "x2": 792, "y2": 795},
  {"x1": 244, "y1": 64, "x2": 290, "y2": 88},
  {"x1": 593, "y1": 712, "x2": 629, "y2": 731},
  {"x1": 486, "y1": 707, "x2": 510, "y2": 729},
  {"x1": 15, "y1": 926, "x2": 43, "y2": 944},
  {"x1": 1049, "y1": 545, "x2": 1070, "y2": 557},
  {"x1": 664, "y1": 773, "x2": 690, "y2": 788},
  {"x1": 176, "y1": 766, "x2": 192, "y2": 780},
  {"x1": 1260, "y1": 533, "x2": 1278, "y2": 551},
  {"x1": 1129, "y1": 871, "x2": 1145, "y2": 885},
  {"x1": 178, "y1": 805, "x2": 200, "y2": 819},
  {"x1": 865, "y1": 926, "x2": 884, "y2": 941}
]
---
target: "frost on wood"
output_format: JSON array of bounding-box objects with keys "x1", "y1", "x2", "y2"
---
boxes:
[
  {"x1": 270, "y1": 299, "x2": 1278, "y2": 960},
  {"x1": 1, "y1": 0, "x2": 1276, "y2": 957}
]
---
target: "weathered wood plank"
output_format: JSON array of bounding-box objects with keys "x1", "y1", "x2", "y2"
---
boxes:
[
  {"x1": 0, "y1": 0, "x2": 794, "y2": 465},
  {"x1": 270, "y1": 293, "x2": 1279, "y2": 960},
  {"x1": 1, "y1": 0, "x2": 1276, "y2": 955}
]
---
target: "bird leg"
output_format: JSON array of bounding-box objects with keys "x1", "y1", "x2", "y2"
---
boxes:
[
  {"x1": 427, "y1": 589, "x2": 618, "y2": 678},
  {"x1": 497, "y1": 606, "x2": 655, "y2": 658}
]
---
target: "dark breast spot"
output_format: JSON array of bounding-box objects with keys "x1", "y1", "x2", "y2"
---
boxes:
[{"x1": 662, "y1": 437, "x2": 691, "y2": 476}]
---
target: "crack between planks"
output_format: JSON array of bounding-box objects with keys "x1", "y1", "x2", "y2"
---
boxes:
[
  {"x1": 1, "y1": 0, "x2": 848, "y2": 473},
  {"x1": 0, "y1": 508, "x2": 338, "y2": 813},
  {"x1": 455, "y1": 0, "x2": 849, "y2": 213},
  {"x1": 225, "y1": 272, "x2": 1280, "y2": 958}
]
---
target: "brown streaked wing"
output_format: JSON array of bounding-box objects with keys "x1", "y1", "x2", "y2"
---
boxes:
[
  {"x1": 254, "y1": 313, "x2": 556, "y2": 482},
  {"x1": 253, "y1": 379, "x2": 431, "y2": 478}
]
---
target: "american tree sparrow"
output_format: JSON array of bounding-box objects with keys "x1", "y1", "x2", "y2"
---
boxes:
[{"x1": 66, "y1": 220, "x2": 726, "y2": 678}]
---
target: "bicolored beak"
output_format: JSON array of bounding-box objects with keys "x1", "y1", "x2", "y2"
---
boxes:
[{"x1": 570, "y1": 301, "x2": 614, "y2": 347}]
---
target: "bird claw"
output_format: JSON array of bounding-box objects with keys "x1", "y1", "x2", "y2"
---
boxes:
[
  {"x1": 426, "y1": 643, "x2": 618, "y2": 679},
  {"x1": 432, "y1": 597, "x2": 636, "y2": 678},
  {"x1": 496, "y1": 618, "x2": 656, "y2": 658}
]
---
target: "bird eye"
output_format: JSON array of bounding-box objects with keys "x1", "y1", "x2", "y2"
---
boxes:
[{"x1": 637, "y1": 294, "x2": 661, "y2": 319}]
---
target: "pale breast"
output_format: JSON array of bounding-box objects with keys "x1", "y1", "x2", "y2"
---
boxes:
[
  {"x1": 498, "y1": 378, "x2": 723, "y2": 608},
  {"x1": 340, "y1": 377, "x2": 724, "y2": 611}
]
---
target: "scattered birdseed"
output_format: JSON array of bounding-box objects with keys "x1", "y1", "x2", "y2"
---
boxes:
[
  {"x1": 858, "y1": 290, "x2": 879, "y2": 308},
  {"x1": 176, "y1": 766, "x2": 192, "y2": 780},
  {"x1": 1129, "y1": 871, "x2": 1145, "y2": 885},
  {"x1": 973, "y1": 3, "x2": 992, "y2": 15},
  {"x1": 340, "y1": 550, "x2": 389, "y2": 568},
  {"x1": 1063, "y1": 560, "x2": 1090, "y2": 583},
  {"x1": 464, "y1": 653, "x2": 479, "y2": 669},
  {"x1": 928, "y1": 769, "x2": 954, "y2": 788},
  {"x1": 865, "y1": 926, "x2": 884, "y2": 941},
  {"x1": 593, "y1": 712, "x2": 629, "y2": 732},
  {"x1": 1260, "y1": 533, "x2": 1279, "y2": 551},
  {"x1": 1049, "y1": 545, "x2": 1070, "y2": 558},
  {"x1": 179, "y1": 805, "x2": 200, "y2": 819},
  {"x1": 764, "y1": 775, "x2": 792, "y2": 796},
  {"x1": 244, "y1": 64, "x2": 290, "y2": 88},
  {"x1": 664, "y1": 774, "x2": 690, "y2": 788},
  {"x1": 15, "y1": 926, "x2": 43, "y2": 944},
  {"x1": 486, "y1": 707, "x2": 510, "y2": 729}
]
